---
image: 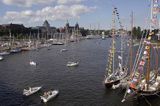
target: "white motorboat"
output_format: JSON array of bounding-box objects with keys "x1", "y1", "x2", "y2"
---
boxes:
[
  {"x1": 0, "y1": 56, "x2": 4, "y2": 61},
  {"x1": 10, "y1": 48, "x2": 21, "y2": 53},
  {"x1": 23, "y1": 86, "x2": 42, "y2": 96},
  {"x1": 60, "y1": 49, "x2": 68, "y2": 52},
  {"x1": 21, "y1": 47, "x2": 36, "y2": 51},
  {"x1": 52, "y1": 42, "x2": 64, "y2": 45},
  {"x1": 0, "y1": 51, "x2": 10, "y2": 56},
  {"x1": 29, "y1": 61, "x2": 37, "y2": 66},
  {"x1": 67, "y1": 61, "x2": 79, "y2": 67},
  {"x1": 40, "y1": 90, "x2": 59, "y2": 103},
  {"x1": 102, "y1": 36, "x2": 106, "y2": 40}
]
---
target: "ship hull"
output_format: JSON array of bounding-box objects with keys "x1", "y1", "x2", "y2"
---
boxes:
[
  {"x1": 138, "y1": 89, "x2": 160, "y2": 97},
  {"x1": 126, "y1": 87, "x2": 160, "y2": 99},
  {"x1": 105, "y1": 80, "x2": 120, "y2": 88}
]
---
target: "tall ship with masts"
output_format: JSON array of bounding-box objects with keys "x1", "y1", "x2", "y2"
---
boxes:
[
  {"x1": 104, "y1": 7, "x2": 128, "y2": 88},
  {"x1": 122, "y1": 0, "x2": 160, "y2": 102}
]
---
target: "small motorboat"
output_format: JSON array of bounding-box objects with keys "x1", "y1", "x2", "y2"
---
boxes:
[
  {"x1": 47, "y1": 48, "x2": 51, "y2": 50},
  {"x1": 29, "y1": 61, "x2": 37, "y2": 66},
  {"x1": 52, "y1": 42, "x2": 64, "y2": 45},
  {"x1": 23, "y1": 86, "x2": 42, "y2": 96},
  {"x1": 10, "y1": 48, "x2": 21, "y2": 53},
  {"x1": 0, "y1": 51, "x2": 10, "y2": 56},
  {"x1": 101, "y1": 34, "x2": 106, "y2": 40},
  {"x1": 40, "y1": 90, "x2": 59, "y2": 103},
  {"x1": 21, "y1": 47, "x2": 36, "y2": 51},
  {"x1": 0, "y1": 56, "x2": 4, "y2": 61},
  {"x1": 60, "y1": 49, "x2": 68, "y2": 52},
  {"x1": 67, "y1": 61, "x2": 79, "y2": 67}
]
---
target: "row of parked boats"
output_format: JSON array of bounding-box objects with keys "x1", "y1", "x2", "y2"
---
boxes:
[{"x1": 0, "y1": 39, "x2": 66, "y2": 60}]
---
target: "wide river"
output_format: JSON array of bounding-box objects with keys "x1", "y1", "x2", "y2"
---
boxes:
[{"x1": 0, "y1": 38, "x2": 159, "y2": 106}]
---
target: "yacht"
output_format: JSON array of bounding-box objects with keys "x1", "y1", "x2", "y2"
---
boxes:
[
  {"x1": 67, "y1": 61, "x2": 79, "y2": 67},
  {"x1": 40, "y1": 90, "x2": 59, "y2": 103},
  {"x1": 0, "y1": 56, "x2": 4, "y2": 61},
  {"x1": 23, "y1": 86, "x2": 42, "y2": 96},
  {"x1": 30, "y1": 61, "x2": 37, "y2": 66}
]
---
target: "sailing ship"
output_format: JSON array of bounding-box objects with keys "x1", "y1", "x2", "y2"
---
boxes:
[
  {"x1": 112, "y1": 11, "x2": 135, "y2": 90},
  {"x1": 122, "y1": 0, "x2": 160, "y2": 102},
  {"x1": 104, "y1": 7, "x2": 128, "y2": 88},
  {"x1": 9, "y1": 31, "x2": 22, "y2": 53},
  {"x1": 60, "y1": 22, "x2": 70, "y2": 52}
]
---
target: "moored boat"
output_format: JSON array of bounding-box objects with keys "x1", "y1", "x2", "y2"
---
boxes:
[
  {"x1": 104, "y1": 68, "x2": 128, "y2": 88},
  {"x1": 10, "y1": 48, "x2": 21, "y2": 53},
  {"x1": 122, "y1": 0, "x2": 160, "y2": 102},
  {"x1": 0, "y1": 51, "x2": 10, "y2": 56},
  {"x1": 104, "y1": 7, "x2": 128, "y2": 88},
  {"x1": 52, "y1": 42, "x2": 64, "y2": 45}
]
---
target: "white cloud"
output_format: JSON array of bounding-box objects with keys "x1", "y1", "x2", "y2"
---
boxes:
[
  {"x1": 2, "y1": 0, "x2": 55, "y2": 7},
  {"x1": 57, "y1": 0, "x2": 83, "y2": 4},
  {"x1": 2, "y1": 0, "x2": 84, "y2": 7},
  {"x1": 0, "y1": 4, "x2": 96, "y2": 25}
]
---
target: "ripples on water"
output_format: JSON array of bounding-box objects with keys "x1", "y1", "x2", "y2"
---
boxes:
[{"x1": 0, "y1": 38, "x2": 160, "y2": 106}]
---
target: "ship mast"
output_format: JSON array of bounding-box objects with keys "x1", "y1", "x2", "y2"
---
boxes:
[
  {"x1": 112, "y1": 8, "x2": 116, "y2": 75},
  {"x1": 106, "y1": 8, "x2": 116, "y2": 77},
  {"x1": 114, "y1": 7, "x2": 124, "y2": 71},
  {"x1": 146, "y1": 0, "x2": 159, "y2": 89},
  {"x1": 146, "y1": 36, "x2": 151, "y2": 90},
  {"x1": 155, "y1": 47, "x2": 159, "y2": 79},
  {"x1": 130, "y1": 11, "x2": 133, "y2": 75}
]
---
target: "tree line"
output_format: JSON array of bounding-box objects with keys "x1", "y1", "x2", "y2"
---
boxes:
[{"x1": 130, "y1": 26, "x2": 159, "y2": 40}]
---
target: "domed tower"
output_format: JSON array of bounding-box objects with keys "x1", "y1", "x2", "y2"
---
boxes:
[
  {"x1": 65, "y1": 20, "x2": 69, "y2": 29},
  {"x1": 42, "y1": 20, "x2": 51, "y2": 39},
  {"x1": 75, "y1": 22, "x2": 79, "y2": 30},
  {"x1": 43, "y1": 20, "x2": 50, "y2": 28},
  {"x1": 65, "y1": 20, "x2": 70, "y2": 33},
  {"x1": 74, "y1": 22, "x2": 80, "y2": 35},
  {"x1": 43, "y1": 20, "x2": 50, "y2": 32}
]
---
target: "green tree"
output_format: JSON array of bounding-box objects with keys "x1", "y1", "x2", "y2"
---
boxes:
[
  {"x1": 132, "y1": 27, "x2": 137, "y2": 39},
  {"x1": 137, "y1": 26, "x2": 141, "y2": 39},
  {"x1": 132, "y1": 26, "x2": 142, "y2": 39}
]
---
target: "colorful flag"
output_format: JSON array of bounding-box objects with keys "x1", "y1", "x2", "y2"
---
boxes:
[
  {"x1": 143, "y1": 51, "x2": 148, "y2": 55},
  {"x1": 138, "y1": 66, "x2": 144, "y2": 73},
  {"x1": 145, "y1": 46, "x2": 150, "y2": 50},
  {"x1": 139, "y1": 60, "x2": 145, "y2": 66},
  {"x1": 118, "y1": 55, "x2": 122, "y2": 60}
]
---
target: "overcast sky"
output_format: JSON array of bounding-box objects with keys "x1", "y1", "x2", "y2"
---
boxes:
[{"x1": 0, "y1": 0, "x2": 154, "y2": 29}]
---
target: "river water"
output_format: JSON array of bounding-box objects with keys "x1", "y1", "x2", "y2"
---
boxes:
[{"x1": 0, "y1": 38, "x2": 160, "y2": 106}]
